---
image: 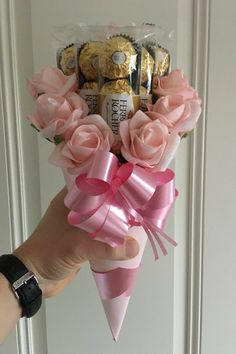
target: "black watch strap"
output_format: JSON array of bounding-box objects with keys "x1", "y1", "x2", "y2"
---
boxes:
[{"x1": 0, "y1": 254, "x2": 42, "y2": 318}]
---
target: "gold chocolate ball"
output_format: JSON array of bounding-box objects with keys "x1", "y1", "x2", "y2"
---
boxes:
[
  {"x1": 141, "y1": 47, "x2": 154, "y2": 84},
  {"x1": 81, "y1": 81, "x2": 98, "y2": 90},
  {"x1": 59, "y1": 44, "x2": 76, "y2": 76},
  {"x1": 140, "y1": 86, "x2": 149, "y2": 95},
  {"x1": 79, "y1": 41, "x2": 102, "y2": 81},
  {"x1": 154, "y1": 47, "x2": 170, "y2": 76},
  {"x1": 100, "y1": 79, "x2": 133, "y2": 95},
  {"x1": 100, "y1": 36, "x2": 137, "y2": 80}
]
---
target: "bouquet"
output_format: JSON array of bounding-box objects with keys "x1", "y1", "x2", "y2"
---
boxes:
[{"x1": 26, "y1": 23, "x2": 201, "y2": 340}]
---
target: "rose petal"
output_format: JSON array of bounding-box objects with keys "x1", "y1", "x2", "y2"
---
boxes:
[
  {"x1": 155, "y1": 133, "x2": 180, "y2": 171},
  {"x1": 49, "y1": 142, "x2": 75, "y2": 168},
  {"x1": 129, "y1": 110, "x2": 151, "y2": 131},
  {"x1": 120, "y1": 147, "x2": 152, "y2": 167},
  {"x1": 173, "y1": 101, "x2": 201, "y2": 133},
  {"x1": 119, "y1": 120, "x2": 131, "y2": 150}
]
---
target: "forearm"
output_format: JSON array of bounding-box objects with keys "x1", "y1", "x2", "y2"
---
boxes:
[{"x1": 0, "y1": 273, "x2": 22, "y2": 344}]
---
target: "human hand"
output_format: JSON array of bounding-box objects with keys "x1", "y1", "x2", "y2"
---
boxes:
[{"x1": 14, "y1": 187, "x2": 139, "y2": 298}]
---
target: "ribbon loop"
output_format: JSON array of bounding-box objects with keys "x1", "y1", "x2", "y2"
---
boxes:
[
  {"x1": 118, "y1": 164, "x2": 156, "y2": 210},
  {"x1": 65, "y1": 151, "x2": 178, "y2": 258}
]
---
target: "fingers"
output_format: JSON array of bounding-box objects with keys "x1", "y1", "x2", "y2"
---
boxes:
[
  {"x1": 52, "y1": 187, "x2": 140, "y2": 261},
  {"x1": 48, "y1": 186, "x2": 70, "y2": 219},
  {"x1": 78, "y1": 236, "x2": 140, "y2": 262}
]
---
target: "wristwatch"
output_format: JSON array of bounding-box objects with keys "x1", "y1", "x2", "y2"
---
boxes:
[{"x1": 0, "y1": 254, "x2": 42, "y2": 318}]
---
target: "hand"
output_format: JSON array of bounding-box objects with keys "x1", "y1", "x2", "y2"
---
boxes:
[{"x1": 14, "y1": 187, "x2": 139, "y2": 298}]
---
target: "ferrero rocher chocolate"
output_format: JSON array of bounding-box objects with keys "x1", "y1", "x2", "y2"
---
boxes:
[
  {"x1": 79, "y1": 41, "x2": 102, "y2": 81},
  {"x1": 154, "y1": 46, "x2": 170, "y2": 76},
  {"x1": 99, "y1": 36, "x2": 137, "y2": 79},
  {"x1": 81, "y1": 81, "x2": 98, "y2": 90},
  {"x1": 58, "y1": 44, "x2": 76, "y2": 75},
  {"x1": 100, "y1": 79, "x2": 133, "y2": 95},
  {"x1": 141, "y1": 47, "x2": 154, "y2": 84},
  {"x1": 140, "y1": 85, "x2": 149, "y2": 95}
]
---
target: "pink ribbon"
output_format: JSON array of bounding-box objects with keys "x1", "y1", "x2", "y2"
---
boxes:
[
  {"x1": 92, "y1": 267, "x2": 140, "y2": 299},
  {"x1": 64, "y1": 150, "x2": 178, "y2": 260}
]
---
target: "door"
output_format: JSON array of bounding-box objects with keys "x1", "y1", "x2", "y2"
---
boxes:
[{"x1": 0, "y1": 0, "x2": 235, "y2": 353}]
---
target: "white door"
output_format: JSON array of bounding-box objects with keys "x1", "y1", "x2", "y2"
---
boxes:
[{"x1": 0, "y1": 0, "x2": 235, "y2": 353}]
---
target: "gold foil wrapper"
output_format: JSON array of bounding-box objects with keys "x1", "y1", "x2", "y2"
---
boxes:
[
  {"x1": 79, "y1": 41, "x2": 102, "y2": 81},
  {"x1": 100, "y1": 36, "x2": 137, "y2": 79},
  {"x1": 141, "y1": 47, "x2": 154, "y2": 84},
  {"x1": 140, "y1": 94, "x2": 152, "y2": 112},
  {"x1": 154, "y1": 46, "x2": 170, "y2": 77},
  {"x1": 59, "y1": 44, "x2": 76, "y2": 76},
  {"x1": 81, "y1": 81, "x2": 98, "y2": 90},
  {"x1": 100, "y1": 79, "x2": 133, "y2": 95},
  {"x1": 140, "y1": 85, "x2": 149, "y2": 95}
]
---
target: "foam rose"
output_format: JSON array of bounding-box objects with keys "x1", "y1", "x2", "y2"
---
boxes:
[
  {"x1": 27, "y1": 66, "x2": 77, "y2": 98},
  {"x1": 27, "y1": 92, "x2": 89, "y2": 141},
  {"x1": 153, "y1": 69, "x2": 201, "y2": 103},
  {"x1": 49, "y1": 115, "x2": 114, "y2": 174},
  {"x1": 147, "y1": 95, "x2": 201, "y2": 133},
  {"x1": 120, "y1": 110, "x2": 180, "y2": 172}
]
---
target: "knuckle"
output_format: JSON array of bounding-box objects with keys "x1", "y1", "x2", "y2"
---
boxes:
[{"x1": 105, "y1": 244, "x2": 124, "y2": 260}]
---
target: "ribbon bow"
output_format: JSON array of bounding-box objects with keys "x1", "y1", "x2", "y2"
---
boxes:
[{"x1": 64, "y1": 150, "x2": 178, "y2": 259}]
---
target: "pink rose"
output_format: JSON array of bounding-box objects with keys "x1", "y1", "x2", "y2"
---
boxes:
[
  {"x1": 153, "y1": 69, "x2": 201, "y2": 103},
  {"x1": 49, "y1": 115, "x2": 114, "y2": 174},
  {"x1": 120, "y1": 110, "x2": 180, "y2": 172},
  {"x1": 27, "y1": 92, "x2": 89, "y2": 141},
  {"x1": 147, "y1": 95, "x2": 201, "y2": 133},
  {"x1": 27, "y1": 66, "x2": 77, "y2": 98}
]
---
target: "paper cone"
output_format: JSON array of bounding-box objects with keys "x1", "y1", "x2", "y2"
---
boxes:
[
  {"x1": 62, "y1": 169, "x2": 145, "y2": 338},
  {"x1": 102, "y1": 297, "x2": 130, "y2": 341},
  {"x1": 90, "y1": 226, "x2": 147, "y2": 340},
  {"x1": 62, "y1": 168, "x2": 173, "y2": 340}
]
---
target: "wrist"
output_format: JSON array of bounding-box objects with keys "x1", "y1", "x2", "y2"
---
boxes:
[
  {"x1": 0, "y1": 273, "x2": 22, "y2": 344},
  {"x1": 0, "y1": 254, "x2": 43, "y2": 318},
  {"x1": 13, "y1": 247, "x2": 47, "y2": 298},
  {"x1": 0, "y1": 273, "x2": 22, "y2": 315}
]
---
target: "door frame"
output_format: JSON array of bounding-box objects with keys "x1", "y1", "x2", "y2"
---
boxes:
[{"x1": 0, "y1": 0, "x2": 209, "y2": 353}]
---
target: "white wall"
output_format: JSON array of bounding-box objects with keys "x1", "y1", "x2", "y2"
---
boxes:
[
  {"x1": 1, "y1": 0, "x2": 236, "y2": 353},
  {"x1": 201, "y1": 2, "x2": 236, "y2": 353}
]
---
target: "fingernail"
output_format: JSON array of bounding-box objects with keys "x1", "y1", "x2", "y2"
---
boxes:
[{"x1": 125, "y1": 239, "x2": 139, "y2": 258}]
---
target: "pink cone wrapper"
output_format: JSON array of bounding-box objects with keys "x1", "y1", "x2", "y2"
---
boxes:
[
  {"x1": 63, "y1": 168, "x2": 146, "y2": 339},
  {"x1": 62, "y1": 150, "x2": 177, "y2": 340},
  {"x1": 91, "y1": 226, "x2": 147, "y2": 340}
]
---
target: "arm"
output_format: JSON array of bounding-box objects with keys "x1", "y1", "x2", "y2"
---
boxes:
[
  {"x1": 0, "y1": 274, "x2": 21, "y2": 344},
  {"x1": 0, "y1": 187, "x2": 138, "y2": 344}
]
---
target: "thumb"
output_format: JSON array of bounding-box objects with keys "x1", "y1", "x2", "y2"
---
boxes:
[{"x1": 82, "y1": 236, "x2": 140, "y2": 261}]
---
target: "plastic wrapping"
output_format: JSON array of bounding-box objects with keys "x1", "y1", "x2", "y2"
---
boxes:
[
  {"x1": 52, "y1": 23, "x2": 173, "y2": 138},
  {"x1": 139, "y1": 44, "x2": 155, "y2": 111},
  {"x1": 98, "y1": 33, "x2": 141, "y2": 143},
  {"x1": 140, "y1": 23, "x2": 173, "y2": 107},
  {"x1": 53, "y1": 24, "x2": 78, "y2": 76}
]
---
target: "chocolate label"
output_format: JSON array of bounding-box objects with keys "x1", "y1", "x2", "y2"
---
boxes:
[
  {"x1": 79, "y1": 89, "x2": 98, "y2": 114},
  {"x1": 67, "y1": 57, "x2": 75, "y2": 69},
  {"x1": 112, "y1": 51, "x2": 126, "y2": 65},
  {"x1": 99, "y1": 94, "x2": 140, "y2": 135}
]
